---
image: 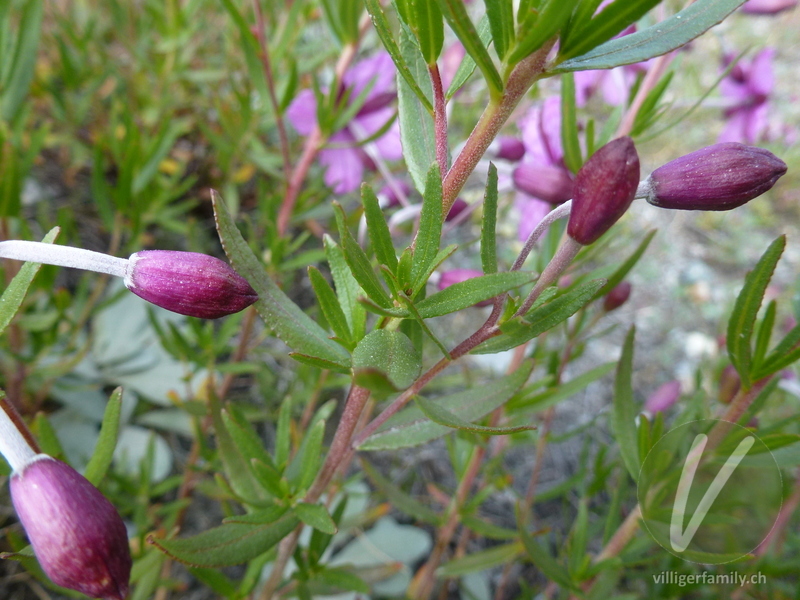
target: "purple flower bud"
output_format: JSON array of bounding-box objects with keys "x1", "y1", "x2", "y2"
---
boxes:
[
  {"x1": 741, "y1": 0, "x2": 797, "y2": 14},
  {"x1": 718, "y1": 365, "x2": 741, "y2": 404},
  {"x1": 494, "y1": 137, "x2": 526, "y2": 162},
  {"x1": 438, "y1": 269, "x2": 493, "y2": 306},
  {"x1": 644, "y1": 143, "x2": 787, "y2": 211},
  {"x1": 644, "y1": 380, "x2": 681, "y2": 414},
  {"x1": 10, "y1": 456, "x2": 131, "y2": 600},
  {"x1": 125, "y1": 250, "x2": 258, "y2": 319},
  {"x1": 446, "y1": 198, "x2": 469, "y2": 221},
  {"x1": 513, "y1": 163, "x2": 575, "y2": 204},
  {"x1": 603, "y1": 281, "x2": 632, "y2": 312},
  {"x1": 567, "y1": 137, "x2": 640, "y2": 245}
]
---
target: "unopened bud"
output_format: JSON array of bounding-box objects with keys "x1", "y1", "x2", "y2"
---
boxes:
[
  {"x1": 741, "y1": 0, "x2": 797, "y2": 14},
  {"x1": 125, "y1": 250, "x2": 258, "y2": 319},
  {"x1": 567, "y1": 137, "x2": 640, "y2": 245},
  {"x1": 446, "y1": 198, "x2": 469, "y2": 221},
  {"x1": 494, "y1": 137, "x2": 526, "y2": 162},
  {"x1": 718, "y1": 365, "x2": 741, "y2": 404},
  {"x1": 644, "y1": 143, "x2": 787, "y2": 211},
  {"x1": 644, "y1": 380, "x2": 681, "y2": 414},
  {"x1": 513, "y1": 164, "x2": 574, "y2": 204},
  {"x1": 438, "y1": 269, "x2": 493, "y2": 306},
  {"x1": 603, "y1": 281, "x2": 632, "y2": 312},
  {"x1": 10, "y1": 456, "x2": 131, "y2": 600}
]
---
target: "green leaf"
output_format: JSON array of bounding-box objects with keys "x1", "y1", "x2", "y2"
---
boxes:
[
  {"x1": 275, "y1": 395, "x2": 292, "y2": 468},
  {"x1": 364, "y1": 0, "x2": 434, "y2": 113},
  {"x1": 398, "y1": 0, "x2": 445, "y2": 64},
  {"x1": 509, "y1": 362, "x2": 615, "y2": 412},
  {"x1": 312, "y1": 568, "x2": 370, "y2": 595},
  {"x1": 0, "y1": 227, "x2": 59, "y2": 337},
  {"x1": 32, "y1": 412, "x2": 65, "y2": 460},
  {"x1": 358, "y1": 361, "x2": 533, "y2": 450},
  {"x1": 552, "y1": 0, "x2": 748, "y2": 73},
  {"x1": 753, "y1": 300, "x2": 776, "y2": 371},
  {"x1": 352, "y1": 330, "x2": 421, "y2": 393},
  {"x1": 509, "y1": 0, "x2": 580, "y2": 65},
  {"x1": 324, "y1": 235, "x2": 367, "y2": 342},
  {"x1": 591, "y1": 230, "x2": 656, "y2": 300},
  {"x1": 219, "y1": 0, "x2": 270, "y2": 109},
  {"x1": 320, "y1": 0, "x2": 361, "y2": 45},
  {"x1": 473, "y1": 279, "x2": 605, "y2": 354},
  {"x1": 333, "y1": 202, "x2": 393, "y2": 309},
  {"x1": 221, "y1": 404, "x2": 275, "y2": 471},
  {"x1": 414, "y1": 271, "x2": 537, "y2": 318},
  {"x1": 727, "y1": 236, "x2": 785, "y2": 390},
  {"x1": 309, "y1": 266, "x2": 353, "y2": 347},
  {"x1": 286, "y1": 419, "x2": 325, "y2": 493},
  {"x1": 755, "y1": 324, "x2": 800, "y2": 379},
  {"x1": 613, "y1": 327, "x2": 640, "y2": 480},
  {"x1": 438, "y1": 542, "x2": 524, "y2": 577},
  {"x1": 84, "y1": 388, "x2": 123, "y2": 486},
  {"x1": 213, "y1": 193, "x2": 350, "y2": 369},
  {"x1": 481, "y1": 163, "x2": 499, "y2": 275},
  {"x1": 410, "y1": 243, "x2": 458, "y2": 300},
  {"x1": 411, "y1": 164, "x2": 444, "y2": 286},
  {"x1": 559, "y1": 0, "x2": 661, "y2": 61},
  {"x1": 0, "y1": 0, "x2": 43, "y2": 122},
  {"x1": 560, "y1": 73, "x2": 583, "y2": 173},
  {"x1": 397, "y1": 27, "x2": 438, "y2": 196},
  {"x1": 361, "y1": 459, "x2": 443, "y2": 524},
  {"x1": 445, "y1": 15, "x2": 492, "y2": 100},
  {"x1": 484, "y1": 0, "x2": 514, "y2": 60},
  {"x1": 362, "y1": 184, "x2": 398, "y2": 272},
  {"x1": 519, "y1": 526, "x2": 574, "y2": 589},
  {"x1": 436, "y1": 0, "x2": 504, "y2": 95},
  {"x1": 148, "y1": 514, "x2": 299, "y2": 567},
  {"x1": 414, "y1": 395, "x2": 535, "y2": 435},
  {"x1": 294, "y1": 503, "x2": 337, "y2": 535}
]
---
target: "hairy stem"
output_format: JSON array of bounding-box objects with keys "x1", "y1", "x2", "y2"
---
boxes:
[{"x1": 429, "y1": 63, "x2": 448, "y2": 179}]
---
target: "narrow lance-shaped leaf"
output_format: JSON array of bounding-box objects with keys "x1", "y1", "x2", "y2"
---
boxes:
[
  {"x1": 414, "y1": 395, "x2": 535, "y2": 435},
  {"x1": 333, "y1": 202, "x2": 393, "y2": 309},
  {"x1": 436, "y1": 0, "x2": 504, "y2": 95},
  {"x1": 0, "y1": 227, "x2": 59, "y2": 337},
  {"x1": 560, "y1": 72, "x2": 583, "y2": 173},
  {"x1": 559, "y1": 0, "x2": 661, "y2": 61},
  {"x1": 445, "y1": 15, "x2": 492, "y2": 101},
  {"x1": 411, "y1": 164, "x2": 444, "y2": 286},
  {"x1": 397, "y1": 26, "x2": 438, "y2": 195},
  {"x1": 213, "y1": 193, "x2": 350, "y2": 369},
  {"x1": 551, "y1": 0, "x2": 748, "y2": 73},
  {"x1": 361, "y1": 459, "x2": 443, "y2": 524},
  {"x1": 148, "y1": 514, "x2": 299, "y2": 567},
  {"x1": 308, "y1": 266, "x2": 353, "y2": 347},
  {"x1": 0, "y1": 0, "x2": 43, "y2": 122},
  {"x1": 755, "y1": 324, "x2": 800, "y2": 380},
  {"x1": 484, "y1": 0, "x2": 514, "y2": 60},
  {"x1": 613, "y1": 326, "x2": 640, "y2": 480},
  {"x1": 359, "y1": 361, "x2": 533, "y2": 450},
  {"x1": 352, "y1": 330, "x2": 421, "y2": 394},
  {"x1": 437, "y1": 542, "x2": 524, "y2": 577},
  {"x1": 364, "y1": 0, "x2": 434, "y2": 113},
  {"x1": 508, "y1": 0, "x2": 580, "y2": 65},
  {"x1": 727, "y1": 235, "x2": 785, "y2": 390},
  {"x1": 324, "y1": 235, "x2": 367, "y2": 342},
  {"x1": 294, "y1": 503, "x2": 337, "y2": 535},
  {"x1": 84, "y1": 388, "x2": 123, "y2": 486},
  {"x1": 361, "y1": 183, "x2": 398, "y2": 272},
  {"x1": 481, "y1": 163, "x2": 499, "y2": 275}
]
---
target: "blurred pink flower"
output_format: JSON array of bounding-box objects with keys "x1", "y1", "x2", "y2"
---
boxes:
[
  {"x1": 718, "y1": 48, "x2": 775, "y2": 144},
  {"x1": 512, "y1": 97, "x2": 574, "y2": 241},
  {"x1": 438, "y1": 269, "x2": 493, "y2": 306},
  {"x1": 573, "y1": 27, "x2": 652, "y2": 107},
  {"x1": 741, "y1": 0, "x2": 797, "y2": 14},
  {"x1": 287, "y1": 53, "x2": 402, "y2": 194},
  {"x1": 644, "y1": 380, "x2": 681, "y2": 414}
]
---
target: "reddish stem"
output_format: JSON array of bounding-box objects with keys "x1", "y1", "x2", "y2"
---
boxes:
[{"x1": 429, "y1": 63, "x2": 448, "y2": 179}]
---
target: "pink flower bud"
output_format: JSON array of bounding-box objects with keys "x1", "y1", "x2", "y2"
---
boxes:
[
  {"x1": 438, "y1": 269, "x2": 493, "y2": 306},
  {"x1": 10, "y1": 457, "x2": 131, "y2": 600},
  {"x1": 125, "y1": 250, "x2": 258, "y2": 319},
  {"x1": 446, "y1": 198, "x2": 469, "y2": 221},
  {"x1": 644, "y1": 143, "x2": 787, "y2": 211},
  {"x1": 644, "y1": 380, "x2": 681, "y2": 414},
  {"x1": 741, "y1": 0, "x2": 797, "y2": 14},
  {"x1": 718, "y1": 365, "x2": 741, "y2": 404},
  {"x1": 494, "y1": 137, "x2": 526, "y2": 162},
  {"x1": 603, "y1": 281, "x2": 632, "y2": 312},
  {"x1": 567, "y1": 137, "x2": 640, "y2": 245},
  {"x1": 513, "y1": 163, "x2": 575, "y2": 204}
]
